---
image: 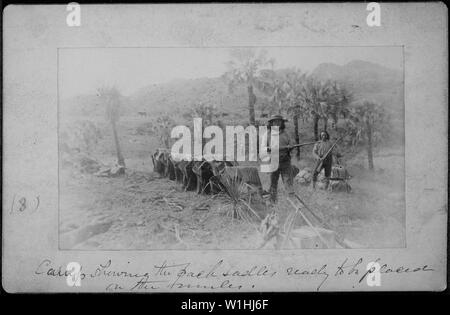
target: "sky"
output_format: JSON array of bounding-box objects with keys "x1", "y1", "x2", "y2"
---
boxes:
[{"x1": 59, "y1": 46, "x2": 403, "y2": 99}]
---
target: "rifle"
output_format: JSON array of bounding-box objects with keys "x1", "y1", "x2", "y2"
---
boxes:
[
  {"x1": 287, "y1": 141, "x2": 319, "y2": 151},
  {"x1": 313, "y1": 133, "x2": 347, "y2": 174},
  {"x1": 268, "y1": 141, "x2": 318, "y2": 153},
  {"x1": 278, "y1": 141, "x2": 319, "y2": 151}
]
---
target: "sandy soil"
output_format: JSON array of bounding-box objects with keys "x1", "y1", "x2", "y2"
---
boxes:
[
  {"x1": 59, "y1": 151, "x2": 405, "y2": 250},
  {"x1": 59, "y1": 117, "x2": 405, "y2": 250}
]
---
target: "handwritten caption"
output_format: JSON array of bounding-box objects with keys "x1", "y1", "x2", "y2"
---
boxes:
[{"x1": 34, "y1": 257, "x2": 433, "y2": 292}]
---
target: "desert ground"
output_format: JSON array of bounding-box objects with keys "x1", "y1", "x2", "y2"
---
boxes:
[{"x1": 59, "y1": 116, "x2": 405, "y2": 250}]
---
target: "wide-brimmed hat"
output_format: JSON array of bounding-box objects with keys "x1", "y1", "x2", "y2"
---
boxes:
[{"x1": 268, "y1": 114, "x2": 288, "y2": 122}]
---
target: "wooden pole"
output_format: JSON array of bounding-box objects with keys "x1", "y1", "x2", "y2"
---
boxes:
[{"x1": 285, "y1": 197, "x2": 330, "y2": 249}]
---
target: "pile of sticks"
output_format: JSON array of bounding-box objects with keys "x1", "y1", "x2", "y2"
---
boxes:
[{"x1": 283, "y1": 193, "x2": 351, "y2": 249}]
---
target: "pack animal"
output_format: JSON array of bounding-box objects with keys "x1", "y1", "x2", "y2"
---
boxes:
[
  {"x1": 175, "y1": 160, "x2": 197, "y2": 191},
  {"x1": 151, "y1": 148, "x2": 170, "y2": 176},
  {"x1": 192, "y1": 160, "x2": 237, "y2": 194}
]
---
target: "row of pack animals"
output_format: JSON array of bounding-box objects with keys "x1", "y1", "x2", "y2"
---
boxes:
[
  {"x1": 151, "y1": 148, "x2": 350, "y2": 195},
  {"x1": 151, "y1": 148, "x2": 264, "y2": 195}
]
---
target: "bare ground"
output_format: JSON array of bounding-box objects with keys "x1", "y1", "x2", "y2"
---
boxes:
[
  {"x1": 59, "y1": 148, "x2": 405, "y2": 250},
  {"x1": 59, "y1": 117, "x2": 405, "y2": 250}
]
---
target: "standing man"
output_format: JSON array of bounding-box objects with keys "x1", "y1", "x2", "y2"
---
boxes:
[
  {"x1": 312, "y1": 130, "x2": 342, "y2": 190},
  {"x1": 267, "y1": 115, "x2": 295, "y2": 203}
]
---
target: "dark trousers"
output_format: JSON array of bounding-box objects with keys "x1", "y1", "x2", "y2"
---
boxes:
[{"x1": 269, "y1": 163, "x2": 294, "y2": 203}]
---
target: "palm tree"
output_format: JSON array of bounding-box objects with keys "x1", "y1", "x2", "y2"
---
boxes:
[
  {"x1": 257, "y1": 69, "x2": 286, "y2": 110},
  {"x1": 258, "y1": 68, "x2": 315, "y2": 158},
  {"x1": 279, "y1": 69, "x2": 308, "y2": 158},
  {"x1": 223, "y1": 48, "x2": 272, "y2": 125},
  {"x1": 348, "y1": 101, "x2": 388, "y2": 170},
  {"x1": 322, "y1": 82, "x2": 353, "y2": 131},
  {"x1": 297, "y1": 77, "x2": 331, "y2": 141},
  {"x1": 97, "y1": 87, "x2": 125, "y2": 170}
]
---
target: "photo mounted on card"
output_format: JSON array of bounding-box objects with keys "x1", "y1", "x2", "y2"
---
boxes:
[{"x1": 2, "y1": 3, "x2": 447, "y2": 293}]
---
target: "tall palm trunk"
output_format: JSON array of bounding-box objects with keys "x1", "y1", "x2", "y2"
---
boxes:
[
  {"x1": 331, "y1": 113, "x2": 338, "y2": 130},
  {"x1": 247, "y1": 84, "x2": 256, "y2": 125},
  {"x1": 366, "y1": 122, "x2": 374, "y2": 170},
  {"x1": 313, "y1": 114, "x2": 320, "y2": 141},
  {"x1": 293, "y1": 114, "x2": 300, "y2": 159},
  {"x1": 111, "y1": 119, "x2": 125, "y2": 167}
]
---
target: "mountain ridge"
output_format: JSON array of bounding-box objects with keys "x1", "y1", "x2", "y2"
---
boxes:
[{"x1": 60, "y1": 60, "x2": 403, "y2": 119}]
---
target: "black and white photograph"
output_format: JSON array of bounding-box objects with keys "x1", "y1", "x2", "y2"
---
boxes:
[
  {"x1": 2, "y1": 3, "x2": 447, "y2": 293},
  {"x1": 58, "y1": 46, "x2": 406, "y2": 250}
]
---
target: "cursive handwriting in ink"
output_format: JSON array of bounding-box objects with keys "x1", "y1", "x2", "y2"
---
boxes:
[{"x1": 286, "y1": 264, "x2": 329, "y2": 291}]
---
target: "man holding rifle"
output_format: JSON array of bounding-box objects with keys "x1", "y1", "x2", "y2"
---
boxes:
[
  {"x1": 312, "y1": 130, "x2": 342, "y2": 190},
  {"x1": 267, "y1": 115, "x2": 295, "y2": 203},
  {"x1": 267, "y1": 115, "x2": 317, "y2": 203}
]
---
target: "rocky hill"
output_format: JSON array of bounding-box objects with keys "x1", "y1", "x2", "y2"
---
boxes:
[
  {"x1": 312, "y1": 60, "x2": 403, "y2": 115},
  {"x1": 60, "y1": 60, "x2": 403, "y2": 121}
]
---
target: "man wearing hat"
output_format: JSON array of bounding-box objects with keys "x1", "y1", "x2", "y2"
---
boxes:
[{"x1": 267, "y1": 114, "x2": 295, "y2": 203}]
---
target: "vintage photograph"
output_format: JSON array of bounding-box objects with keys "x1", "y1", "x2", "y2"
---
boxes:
[
  {"x1": 3, "y1": 2, "x2": 447, "y2": 293},
  {"x1": 58, "y1": 46, "x2": 405, "y2": 250}
]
